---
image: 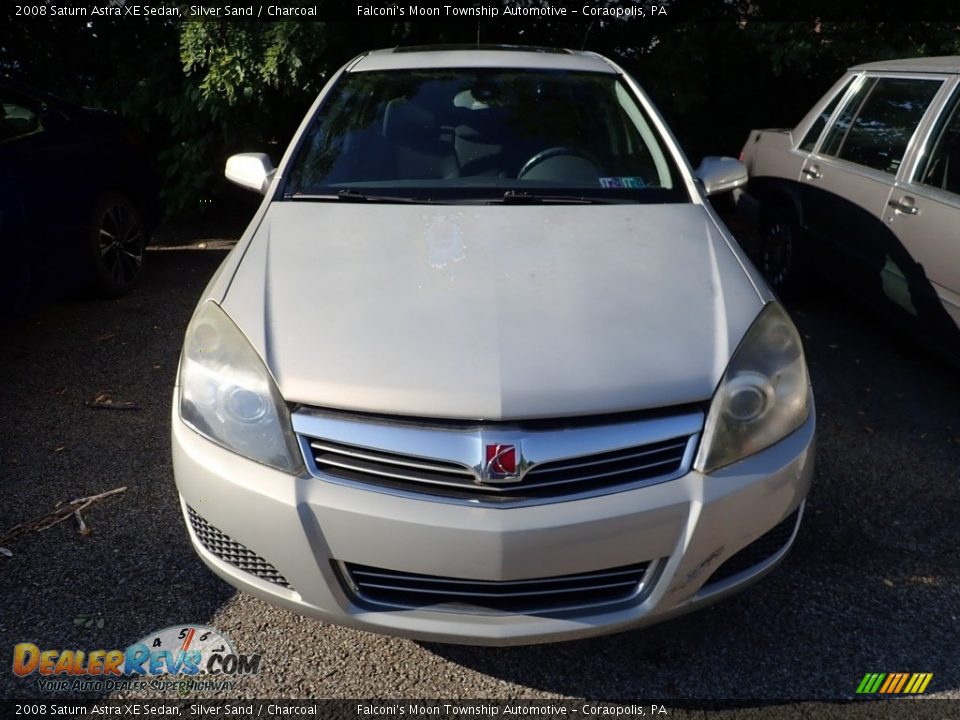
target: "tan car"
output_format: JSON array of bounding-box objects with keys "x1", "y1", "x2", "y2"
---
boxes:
[{"x1": 738, "y1": 57, "x2": 960, "y2": 360}]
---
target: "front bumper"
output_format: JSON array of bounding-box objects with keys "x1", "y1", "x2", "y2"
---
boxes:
[{"x1": 172, "y1": 402, "x2": 815, "y2": 646}]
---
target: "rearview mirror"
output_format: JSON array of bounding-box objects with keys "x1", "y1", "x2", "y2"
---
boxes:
[
  {"x1": 225, "y1": 153, "x2": 275, "y2": 195},
  {"x1": 694, "y1": 156, "x2": 748, "y2": 196}
]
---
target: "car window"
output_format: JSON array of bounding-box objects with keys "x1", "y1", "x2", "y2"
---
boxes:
[
  {"x1": 0, "y1": 92, "x2": 42, "y2": 143},
  {"x1": 798, "y1": 77, "x2": 854, "y2": 152},
  {"x1": 284, "y1": 68, "x2": 687, "y2": 204},
  {"x1": 915, "y1": 88, "x2": 960, "y2": 196},
  {"x1": 820, "y1": 77, "x2": 942, "y2": 175},
  {"x1": 819, "y1": 77, "x2": 875, "y2": 158}
]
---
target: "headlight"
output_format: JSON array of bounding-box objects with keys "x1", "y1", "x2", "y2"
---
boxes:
[
  {"x1": 694, "y1": 302, "x2": 810, "y2": 473},
  {"x1": 178, "y1": 301, "x2": 304, "y2": 474}
]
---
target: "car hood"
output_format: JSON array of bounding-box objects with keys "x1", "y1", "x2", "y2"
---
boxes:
[{"x1": 221, "y1": 202, "x2": 763, "y2": 420}]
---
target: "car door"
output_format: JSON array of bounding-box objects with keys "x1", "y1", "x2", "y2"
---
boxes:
[
  {"x1": 0, "y1": 88, "x2": 43, "y2": 317},
  {"x1": 799, "y1": 74, "x2": 947, "y2": 293},
  {"x1": 0, "y1": 85, "x2": 104, "y2": 315},
  {"x1": 883, "y1": 80, "x2": 960, "y2": 336}
]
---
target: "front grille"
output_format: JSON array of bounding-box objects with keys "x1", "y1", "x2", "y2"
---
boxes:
[
  {"x1": 342, "y1": 561, "x2": 652, "y2": 614},
  {"x1": 187, "y1": 506, "x2": 292, "y2": 589},
  {"x1": 309, "y1": 438, "x2": 477, "y2": 487},
  {"x1": 702, "y1": 508, "x2": 801, "y2": 588},
  {"x1": 307, "y1": 436, "x2": 689, "y2": 502},
  {"x1": 522, "y1": 438, "x2": 687, "y2": 493}
]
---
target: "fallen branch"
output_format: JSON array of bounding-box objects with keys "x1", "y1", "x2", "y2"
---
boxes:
[
  {"x1": 0, "y1": 486, "x2": 128, "y2": 553},
  {"x1": 87, "y1": 393, "x2": 140, "y2": 411}
]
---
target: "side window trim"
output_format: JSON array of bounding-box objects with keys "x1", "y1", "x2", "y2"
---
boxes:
[
  {"x1": 796, "y1": 74, "x2": 858, "y2": 154},
  {"x1": 904, "y1": 76, "x2": 960, "y2": 195},
  {"x1": 815, "y1": 75, "x2": 877, "y2": 159},
  {"x1": 807, "y1": 73, "x2": 868, "y2": 156}
]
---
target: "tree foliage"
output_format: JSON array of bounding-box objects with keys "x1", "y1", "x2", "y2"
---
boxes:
[{"x1": 2, "y1": 4, "x2": 958, "y2": 217}]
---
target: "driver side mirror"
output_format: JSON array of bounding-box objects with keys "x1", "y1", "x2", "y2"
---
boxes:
[
  {"x1": 694, "y1": 156, "x2": 748, "y2": 196},
  {"x1": 225, "y1": 153, "x2": 276, "y2": 195}
]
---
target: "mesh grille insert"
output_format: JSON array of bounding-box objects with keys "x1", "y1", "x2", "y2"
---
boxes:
[
  {"x1": 187, "y1": 506, "x2": 292, "y2": 590},
  {"x1": 703, "y1": 508, "x2": 801, "y2": 588}
]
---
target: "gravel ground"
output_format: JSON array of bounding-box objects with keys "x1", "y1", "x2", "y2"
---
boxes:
[{"x1": 1, "y1": 233, "x2": 959, "y2": 706}]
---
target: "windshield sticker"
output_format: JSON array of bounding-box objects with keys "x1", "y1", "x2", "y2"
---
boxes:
[{"x1": 599, "y1": 177, "x2": 647, "y2": 189}]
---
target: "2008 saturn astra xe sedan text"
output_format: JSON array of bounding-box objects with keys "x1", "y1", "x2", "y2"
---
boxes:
[{"x1": 172, "y1": 45, "x2": 816, "y2": 645}]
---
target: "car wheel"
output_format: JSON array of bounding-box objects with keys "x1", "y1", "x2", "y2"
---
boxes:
[
  {"x1": 90, "y1": 193, "x2": 146, "y2": 297},
  {"x1": 760, "y1": 205, "x2": 805, "y2": 297}
]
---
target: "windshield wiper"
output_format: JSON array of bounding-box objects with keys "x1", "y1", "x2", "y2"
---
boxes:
[
  {"x1": 288, "y1": 190, "x2": 431, "y2": 204},
  {"x1": 289, "y1": 190, "x2": 618, "y2": 204},
  {"x1": 497, "y1": 190, "x2": 613, "y2": 205}
]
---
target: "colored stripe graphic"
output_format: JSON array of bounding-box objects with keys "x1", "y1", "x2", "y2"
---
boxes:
[
  {"x1": 894, "y1": 673, "x2": 909, "y2": 693},
  {"x1": 856, "y1": 672, "x2": 932, "y2": 694},
  {"x1": 879, "y1": 674, "x2": 897, "y2": 693},
  {"x1": 856, "y1": 673, "x2": 885, "y2": 694}
]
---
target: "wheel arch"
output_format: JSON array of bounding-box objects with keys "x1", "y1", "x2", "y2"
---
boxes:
[{"x1": 751, "y1": 177, "x2": 805, "y2": 229}]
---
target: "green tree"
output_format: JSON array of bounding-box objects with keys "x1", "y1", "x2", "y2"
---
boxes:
[{"x1": 4, "y1": 3, "x2": 959, "y2": 218}]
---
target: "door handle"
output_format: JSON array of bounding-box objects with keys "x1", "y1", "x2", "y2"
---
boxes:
[
  {"x1": 802, "y1": 166, "x2": 822, "y2": 180},
  {"x1": 887, "y1": 196, "x2": 919, "y2": 215}
]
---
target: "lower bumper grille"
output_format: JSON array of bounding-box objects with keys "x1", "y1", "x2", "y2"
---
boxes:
[
  {"x1": 187, "y1": 506, "x2": 292, "y2": 589},
  {"x1": 341, "y1": 561, "x2": 652, "y2": 615},
  {"x1": 703, "y1": 507, "x2": 801, "y2": 587}
]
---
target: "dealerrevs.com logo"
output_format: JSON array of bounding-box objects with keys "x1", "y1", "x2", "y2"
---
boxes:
[{"x1": 12, "y1": 624, "x2": 261, "y2": 693}]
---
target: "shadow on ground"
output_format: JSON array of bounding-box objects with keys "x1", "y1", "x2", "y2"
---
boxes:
[{"x1": 0, "y1": 248, "x2": 236, "y2": 699}]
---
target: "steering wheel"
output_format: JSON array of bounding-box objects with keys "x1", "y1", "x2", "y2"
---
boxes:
[{"x1": 516, "y1": 146, "x2": 602, "y2": 181}]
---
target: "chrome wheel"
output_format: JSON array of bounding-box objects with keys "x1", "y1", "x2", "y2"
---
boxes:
[
  {"x1": 763, "y1": 217, "x2": 793, "y2": 289},
  {"x1": 97, "y1": 200, "x2": 144, "y2": 287},
  {"x1": 90, "y1": 194, "x2": 145, "y2": 296},
  {"x1": 761, "y1": 212, "x2": 797, "y2": 293}
]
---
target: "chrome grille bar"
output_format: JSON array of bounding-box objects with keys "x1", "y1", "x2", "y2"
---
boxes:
[
  {"x1": 307, "y1": 435, "x2": 689, "y2": 498},
  {"x1": 353, "y1": 580, "x2": 640, "y2": 599},
  {"x1": 310, "y1": 439, "x2": 475, "y2": 477},
  {"x1": 311, "y1": 438, "x2": 479, "y2": 489},
  {"x1": 350, "y1": 566, "x2": 644, "y2": 585},
  {"x1": 526, "y1": 439, "x2": 689, "y2": 475},
  {"x1": 343, "y1": 561, "x2": 654, "y2": 614},
  {"x1": 294, "y1": 408, "x2": 702, "y2": 505},
  {"x1": 521, "y1": 453, "x2": 686, "y2": 490}
]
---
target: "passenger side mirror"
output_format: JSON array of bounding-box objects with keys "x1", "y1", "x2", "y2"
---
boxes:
[
  {"x1": 225, "y1": 153, "x2": 276, "y2": 195},
  {"x1": 694, "y1": 156, "x2": 748, "y2": 196}
]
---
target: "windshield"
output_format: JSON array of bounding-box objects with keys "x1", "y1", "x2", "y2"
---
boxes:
[{"x1": 283, "y1": 68, "x2": 688, "y2": 203}]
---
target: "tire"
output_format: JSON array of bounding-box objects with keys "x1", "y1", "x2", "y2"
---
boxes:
[
  {"x1": 759, "y1": 204, "x2": 806, "y2": 298},
  {"x1": 89, "y1": 193, "x2": 146, "y2": 297}
]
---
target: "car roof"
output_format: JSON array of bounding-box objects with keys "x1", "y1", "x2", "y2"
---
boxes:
[
  {"x1": 348, "y1": 45, "x2": 617, "y2": 74},
  {"x1": 852, "y1": 56, "x2": 960, "y2": 74},
  {"x1": 0, "y1": 74, "x2": 90, "y2": 116}
]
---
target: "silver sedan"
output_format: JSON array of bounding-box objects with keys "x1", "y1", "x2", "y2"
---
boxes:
[{"x1": 171, "y1": 45, "x2": 815, "y2": 645}]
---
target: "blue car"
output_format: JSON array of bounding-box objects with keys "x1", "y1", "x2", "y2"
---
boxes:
[{"x1": 1, "y1": 76, "x2": 159, "y2": 318}]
